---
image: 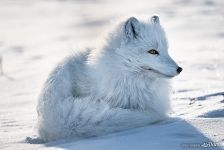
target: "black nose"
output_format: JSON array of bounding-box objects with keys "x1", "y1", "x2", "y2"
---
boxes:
[{"x1": 177, "y1": 67, "x2": 182, "y2": 74}]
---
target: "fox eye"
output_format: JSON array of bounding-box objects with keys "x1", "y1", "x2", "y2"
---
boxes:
[{"x1": 147, "y1": 49, "x2": 159, "y2": 55}]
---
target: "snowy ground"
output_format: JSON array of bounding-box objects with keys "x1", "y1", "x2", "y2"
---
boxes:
[{"x1": 0, "y1": 0, "x2": 224, "y2": 149}]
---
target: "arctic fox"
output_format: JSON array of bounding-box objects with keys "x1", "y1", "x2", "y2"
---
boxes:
[{"x1": 37, "y1": 16, "x2": 182, "y2": 142}]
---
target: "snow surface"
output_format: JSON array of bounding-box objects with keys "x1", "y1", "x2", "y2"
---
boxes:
[{"x1": 0, "y1": 0, "x2": 224, "y2": 149}]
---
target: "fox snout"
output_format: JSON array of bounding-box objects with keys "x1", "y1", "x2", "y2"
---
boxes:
[{"x1": 176, "y1": 67, "x2": 183, "y2": 74}]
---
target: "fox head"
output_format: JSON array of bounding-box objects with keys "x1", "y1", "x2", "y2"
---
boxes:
[{"x1": 114, "y1": 16, "x2": 182, "y2": 78}]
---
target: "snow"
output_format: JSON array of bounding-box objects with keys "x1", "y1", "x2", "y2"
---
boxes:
[{"x1": 0, "y1": 0, "x2": 224, "y2": 149}]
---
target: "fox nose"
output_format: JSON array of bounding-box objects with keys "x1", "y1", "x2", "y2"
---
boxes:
[{"x1": 177, "y1": 67, "x2": 182, "y2": 74}]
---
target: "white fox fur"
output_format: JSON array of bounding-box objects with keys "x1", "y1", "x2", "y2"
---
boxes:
[{"x1": 37, "y1": 16, "x2": 181, "y2": 142}]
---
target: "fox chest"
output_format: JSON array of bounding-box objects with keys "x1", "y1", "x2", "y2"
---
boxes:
[{"x1": 98, "y1": 83, "x2": 153, "y2": 110}]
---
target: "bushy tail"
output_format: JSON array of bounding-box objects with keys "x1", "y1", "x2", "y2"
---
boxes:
[{"x1": 37, "y1": 97, "x2": 166, "y2": 142}]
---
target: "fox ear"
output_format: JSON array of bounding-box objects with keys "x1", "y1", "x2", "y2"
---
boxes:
[
  {"x1": 124, "y1": 17, "x2": 141, "y2": 41},
  {"x1": 151, "y1": 15, "x2": 160, "y2": 24}
]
